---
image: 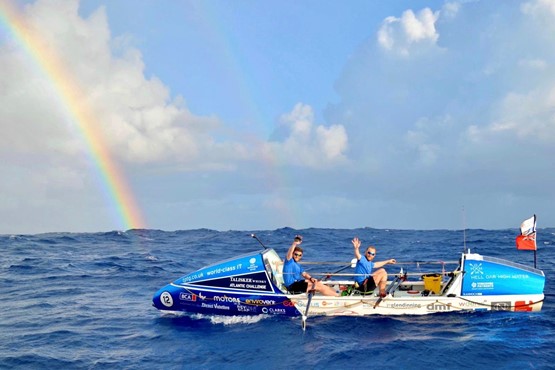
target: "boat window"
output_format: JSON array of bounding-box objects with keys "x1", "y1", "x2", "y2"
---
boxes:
[{"x1": 262, "y1": 249, "x2": 287, "y2": 293}]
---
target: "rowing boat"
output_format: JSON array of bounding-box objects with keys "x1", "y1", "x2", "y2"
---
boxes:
[{"x1": 152, "y1": 218, "x2": 545, "y2": 327}]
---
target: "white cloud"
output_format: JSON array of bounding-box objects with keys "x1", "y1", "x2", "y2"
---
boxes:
[
  {"x1": 2, "y1": 0, "x2": 229, "y2": 168},
  {"x1": 466, "y1": 88, "x2": 555, "y2": 142},
  {"x1": 518, "y1": 58, "x2": 547, "y2": 70},
  {"x1": 405, "y1": 130, "x2": 439, "y2": 166},
  {"x1": 4, "y1": 0, "x2": 555, "y2": 233},
  {"x1": 441, "y1": 2, "x2": 461, "y2": 19},
  {"x1": 1, "y1": 0, "x2": 350, "y2": 173},
  {"x1": 404, "y1": 116, "x2": 454, "y2": 166},
  {"x1": 266, "y1": 103, "x2": 348, "y2": 169},
  {"x1": 377, "y1": 8, "x2": 440, "y2": 57},
  {"x1": 522, "y1": 0, "x2": 555, "y2": 16},
  {"x1": 0, "y1": 0, "x2": 354, "y2": 233}
]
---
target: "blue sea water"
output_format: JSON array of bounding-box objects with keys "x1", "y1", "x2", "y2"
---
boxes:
[{"x1": 1, "y1": 227, "x2": 554, "y2": 369}]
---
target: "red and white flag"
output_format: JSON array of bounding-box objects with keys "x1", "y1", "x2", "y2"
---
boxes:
[{"x1": 516, "y1": 215, "x2": 537, "y2": 251}]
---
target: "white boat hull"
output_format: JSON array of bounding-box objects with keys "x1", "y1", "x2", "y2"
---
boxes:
[{"x1": 289, "y1": 293, "x2": 544, "y2": 316}]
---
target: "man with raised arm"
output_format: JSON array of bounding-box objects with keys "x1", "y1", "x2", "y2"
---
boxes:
[
  {"x1": 352, "y1": 237, "x2": 396, "y2": 297},
  {"x1": 283, "y1": 235, "x2": 339, "y2": 296}
]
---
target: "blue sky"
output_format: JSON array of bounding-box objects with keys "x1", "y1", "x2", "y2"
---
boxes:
[{"x1": 1, "y1": 0, "x2": 554, "y2": 233}]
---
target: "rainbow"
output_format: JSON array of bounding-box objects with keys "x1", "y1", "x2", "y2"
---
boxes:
[{"x1": 0, "y1": 1, "x2": 146, "y2": 230}]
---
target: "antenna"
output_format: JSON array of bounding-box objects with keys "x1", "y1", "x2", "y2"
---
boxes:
[
  {"x1": 462, "y1": 206, "x2": 468, "y2": 253},
  {"x1": 250, "y1": 234, "x2": 268, "y2": 249}
]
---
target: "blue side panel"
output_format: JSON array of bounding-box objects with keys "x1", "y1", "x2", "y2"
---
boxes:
[
  {"x1": 188, "y1": 271, "x2": 274, "y2": 292},
  {"x1": 152, "y1": 250, "x2": 299, "y2": 316},
  {"x1": 178, "y1": 253, "x2": 265, "y2": 284},
  {"x1": 152, "y1": 284, "x2": 299, "y2": 316},
  {"x1": 462, "y1": 259, "x2": 545, "y2": 296}
]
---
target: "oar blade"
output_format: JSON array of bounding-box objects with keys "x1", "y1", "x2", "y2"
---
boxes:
[{"x1": 301, "y1": 291, "x2": 314, "y2": 331}]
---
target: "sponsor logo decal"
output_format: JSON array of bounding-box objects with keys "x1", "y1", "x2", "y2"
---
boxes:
[
  {"x1": 469, "y1": 263, "x2": 483, "y2": 276},
  {"x1": 457, "y1": 301, "x2": 480, "y2": 308},
  {"x1": 491, "y1": 301, "x2": 511, "y2": 311},
  {"x1": 205, "y1": 264, "x2": 243, "y2": 277},
  {"x1": 201, "y1": 302, "x2": 231, "y2": 310},
  {"x1": 179, "y1": 293, "x2": 197, "y2": 301},
  {"x1": 385, "y1": 302, "x2": 422, "y2": 309},
  {"x1": 471, "y1": 282, "x2": 494, "y2": 289},
  {"x1": 245, "y1": 299, "x2": 276, "y2": 306},
  {"x1": 213, "y1": 296, "x2": 241, "y2": 304},
  {"x1": 262, "y1": 307, "x2": 287, "y2": 315},
  {"x1": 237, "y1": 305, "x2": 258, "y2": 313},
  {"x1": 514, "y1": 300, "x2": 533, "y2": 312},
  {"x1": 182, "y1": 272, "x2": 204, "y2": 283},
  {"x1": 247, "y1": 257, "x2": 259, "y2": 272},
  {"x1": 426, "y1": 302, "x2": 452, "y2": 312},
  {"x1": 229, "y1": 276, "x2": 268, "y2": 290}
]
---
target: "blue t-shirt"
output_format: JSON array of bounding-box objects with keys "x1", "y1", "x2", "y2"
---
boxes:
[
  {"x1": 283, "y1": 257, "x2": 304, "y2": 287},
  {"x1": 354, "y1": 257, "x2": 374, "y2": 284}
]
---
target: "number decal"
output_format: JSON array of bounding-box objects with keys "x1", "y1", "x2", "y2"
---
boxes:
[{"x1": 160, "y1": 291, "x2": 173, "y2": 307}]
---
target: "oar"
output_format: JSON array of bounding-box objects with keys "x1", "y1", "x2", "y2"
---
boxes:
[
  {"x1": 301, "y1": 258, "x2": 357, "y2": 331},
  {"x1": 301, "y1": 286, "x2": 315, "y2": 331},
  {"x1": 323, "y1": 258, "x2": 358, "y2": 281}
]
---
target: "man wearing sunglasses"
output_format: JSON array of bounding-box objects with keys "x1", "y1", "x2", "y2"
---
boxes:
[
  {"x1": 352, "y1": 237, "x2": 396, "y2": 297},
  {"x1": 283, "y1": 235, "x2": 339, "y2": 296}
]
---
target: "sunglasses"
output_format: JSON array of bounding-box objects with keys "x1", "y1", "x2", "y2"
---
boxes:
[
  {"x1": 294, "y1": 253, "x2": 303, "y2": 257},
  {"x1": 366, "y1": 251, "x2": 376, "y2": 256}
]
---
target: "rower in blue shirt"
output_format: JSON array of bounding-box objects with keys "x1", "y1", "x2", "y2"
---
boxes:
[
  {"x1": 283, "y1": 235, "x2": 338, "y2": 296},
  {"x1": 352, "y1": 237, "x2": 396, "y2": 297}
]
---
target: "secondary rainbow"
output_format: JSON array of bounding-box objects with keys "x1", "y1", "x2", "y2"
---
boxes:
[{"x1": 0, "y1": 1, "x2": 146, "y2": 230}]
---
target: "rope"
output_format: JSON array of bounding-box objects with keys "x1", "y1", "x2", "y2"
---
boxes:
[
  {"x1": 300, "y1": 260, "x2": 460, "y2": 266},
  {"x1": 394, "y1": 260, "x2": 459, "y2": 265},
  {"x1": 304, "y1": 271, "x2": 459, "y2": 277},
  {"x1": 300, "y1": 261, "x2": 353, "y2": 265},
  {"x1": 456, "y1": 296, "x2": 545, "y2": 310},
  {"x1": 293, "y1": 296, "x2": 545, "y2": 312}
]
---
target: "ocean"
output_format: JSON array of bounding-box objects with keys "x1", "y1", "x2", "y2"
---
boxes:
[{"x1": 1, "y1": 227, "x2": 554, "y2": 369}]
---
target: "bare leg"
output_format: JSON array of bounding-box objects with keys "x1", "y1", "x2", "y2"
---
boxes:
[
  {"x1": 318, "y1": 282, "x2": 339, "y2": 297},
  {"x1": 309, "y1": 280, "x2": 340, "y2": 297},
  {"x1": 373, "y1": 268, "x2": 388, "y2": 295}
]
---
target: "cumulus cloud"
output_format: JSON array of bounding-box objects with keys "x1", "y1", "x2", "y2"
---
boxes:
[
  {"x1": 465, "y1": 87, "x2": 555, "y2": 143},
  {"x1": 0, "y1": 0, "x2": 352, "y2": 233},
  {"x1": 521, "y1": 0, "x2": 555, "y2": 16},
  {"x1": 0, "y1": 0, "x2": 247, "y2": 170},
  {"x1": 518, "y1": 58, "x2": 548, "y2": 70},
  {"x1": 377, "y1": 8, "x2": 440, "y2": 57},
  {"x1": 441, "y1": 2, "x2": 461, "y2": 19},
  {"x1": 5, "y1": 0, "x2": 555, "y2": 233},
  {"x1": 1, "y1": 0, "x2": 348, "y2": 173},
  {"x1": 323, "y1": 0, "x2": 555, "y2": 228},
  {"x1": 266, "y1": 103, "x2": 348, "y2": 169},
  {"x1": 404, "y1": 116, "x2": 453, "y2": 166}
]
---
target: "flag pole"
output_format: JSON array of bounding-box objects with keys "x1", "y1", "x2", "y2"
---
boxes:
[
  {"x1": 515, "y1": 214, "x2": 538, "y2": 268},
  {"x1": 534, "y1": 214, "x2": 537, "y2": 268}
]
